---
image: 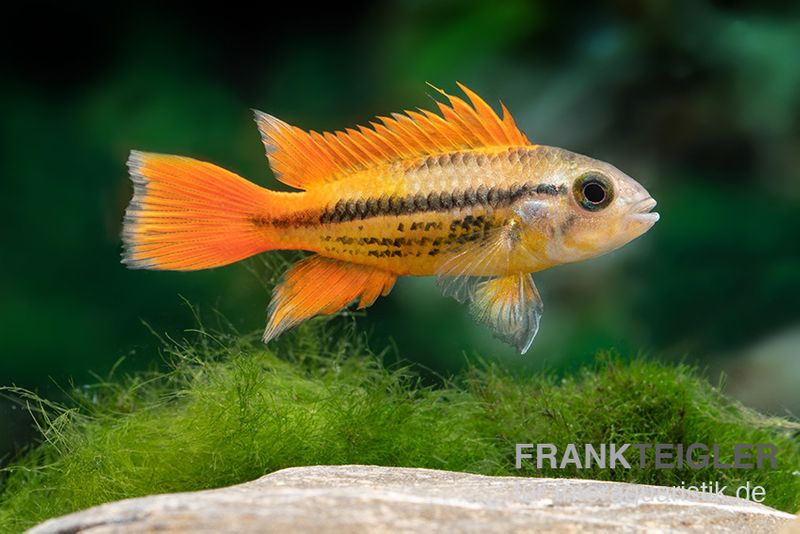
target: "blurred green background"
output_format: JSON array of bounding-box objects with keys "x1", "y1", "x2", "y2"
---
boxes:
[{"x1": 2, "y1": 1, "x2": 799, "y2": 459}]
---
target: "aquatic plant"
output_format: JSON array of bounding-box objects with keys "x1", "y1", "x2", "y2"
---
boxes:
[{"x1": 0, "y1": 316, "x2": 798, "y2": 532}]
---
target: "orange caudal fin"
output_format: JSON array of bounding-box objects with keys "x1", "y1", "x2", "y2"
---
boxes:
[
  {"x1": 122, "y1": 151, "x2": 279, "y2": 271},
  {"x1": 263, "y1": 255, "x2": 396, "y2": 342}
]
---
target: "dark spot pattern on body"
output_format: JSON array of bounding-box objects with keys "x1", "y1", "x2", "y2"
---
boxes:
[
  {"x1": 248, "y1": 215, "x2": 270, "y2": 227},
  {"x1": 428, "y1": 191, "x2": 441, "y2": 210},
  {"x1": 327, "y1": 211, "x2": 498, "y2": 258},
  {"x1": 254, "y1": 173, "x2": 566, "y2": 228},
  {"x1": 251, "y1": 211, "x2": 317, "y2": 228},
  {"x1": 452, "y1": 190, "x2": 465, "y2": 208},
  {"x1": 440, "y1": 191, "x2": 453, "y2": 210},
  {"x1": 390, "y1": 196, "x2": 403, "y2": 214},
  {"x1": 476, "y1": 184, "x2": 488, "y2": 204},
  {"x1": 346, "y1": 199, "x2": 358, "y2": 217},
  {"x1": 366, "y1": 198, "x2": 378, "y2": 216}
]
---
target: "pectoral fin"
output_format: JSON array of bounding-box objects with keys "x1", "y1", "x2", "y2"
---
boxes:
[
  {"x1": 264, "y1": 255, "x2": 396, "y2": 342},
  {"x1": 433, "y1": 199, "x2": 548, "y2": 352},
  {"x1": 437, "y1": 222, "x2": 529, "y2": 301},
  {"x1": 469, "y1": 273, "x2": 543, "y2": 354},
  {"x1": 435, "y1": 199, "x2": 551, "y2": 300}
]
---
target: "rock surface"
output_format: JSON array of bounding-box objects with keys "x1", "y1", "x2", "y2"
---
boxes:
[
  {"x1": 781, "y1": 516, "x2": 800, "y2": 534},
  {"x1": 29, "y1": 465, "x2": 794, "y2": 533}
]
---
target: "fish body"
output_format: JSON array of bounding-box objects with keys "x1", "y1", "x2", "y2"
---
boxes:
[
  {"x1": 256, "y1": 147, "x2": 551, "y2": 276},
  {"x1": 123, "y1": 84, "x2": 658, "y2": 352}
]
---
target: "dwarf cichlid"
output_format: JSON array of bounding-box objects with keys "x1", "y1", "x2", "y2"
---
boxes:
[{"x1": 122, "y1": 84, "x2": 659, "y2": 353}]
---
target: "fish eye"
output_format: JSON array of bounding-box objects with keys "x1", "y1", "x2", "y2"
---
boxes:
[{"x1": 574, "y1": 173, "x2": 613, "y2": 211}]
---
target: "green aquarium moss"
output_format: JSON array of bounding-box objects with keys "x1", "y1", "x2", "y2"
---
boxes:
[{"x1": 1, "y1": 319, "x2": 799, "y2": 531}]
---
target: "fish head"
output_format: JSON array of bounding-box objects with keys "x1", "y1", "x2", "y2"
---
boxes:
[{"x1": 533, "y1": 148, "x2": 659, "y2": 265}]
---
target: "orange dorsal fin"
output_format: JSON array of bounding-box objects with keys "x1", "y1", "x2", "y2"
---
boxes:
[
  {"x1": 263, "y1": 255, "x2": 396, "y2": 342},
  {"x1": 253, "y1": 83, "x2": 531, "y2": 190}
]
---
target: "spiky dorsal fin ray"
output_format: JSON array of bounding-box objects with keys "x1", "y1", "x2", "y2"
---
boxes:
[{"x1": 254, "y1": 83, "x2": 531, "y2": 190}]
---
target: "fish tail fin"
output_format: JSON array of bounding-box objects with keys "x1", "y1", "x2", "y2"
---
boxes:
[{"x1": 122, "y1": 151, "x2": 281, "y2": 271}]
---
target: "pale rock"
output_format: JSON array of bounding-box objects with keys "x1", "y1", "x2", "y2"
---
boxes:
[{"x1": 29, "y1": 465, "x2": 795, "y2": 533}]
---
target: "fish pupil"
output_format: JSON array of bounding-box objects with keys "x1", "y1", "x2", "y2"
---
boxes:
[{"x1": 583, "y1": 182, "x2": 606, "y2": 204}]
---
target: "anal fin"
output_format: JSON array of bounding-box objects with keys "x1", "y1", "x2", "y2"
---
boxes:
[
  {"x1": 264, "y1": 255, "x2": 396, "y2": 342},
  {"x1": 468, "y1": 273, "x2": 543, "y2": 354}
]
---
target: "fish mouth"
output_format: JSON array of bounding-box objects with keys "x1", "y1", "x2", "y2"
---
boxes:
[{"x1": 628, "y1": 197, "x2": 660, "y2": 225}]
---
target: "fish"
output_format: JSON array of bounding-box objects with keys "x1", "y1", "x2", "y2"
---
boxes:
[{"x1": 121, "y1": 83, "x2": 659, "y2": 353}]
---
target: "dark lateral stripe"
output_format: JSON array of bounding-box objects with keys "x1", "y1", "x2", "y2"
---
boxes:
[{"x1": 318, "y1": 182, "x2": 566, "y2": 225}]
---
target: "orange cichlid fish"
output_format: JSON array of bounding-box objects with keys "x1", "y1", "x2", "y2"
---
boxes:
[{"x1": 122, "y1": 84, "x2": 659, "y2": 353}]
